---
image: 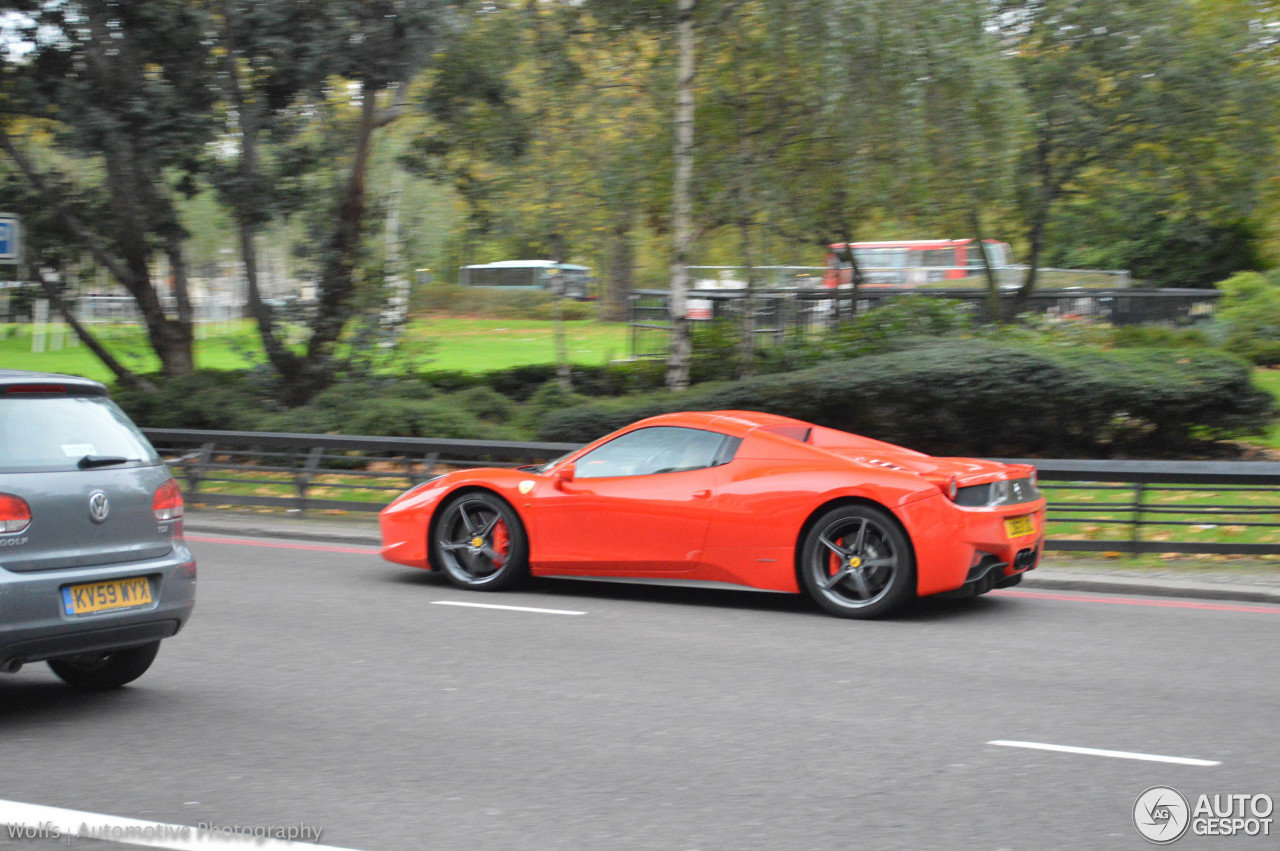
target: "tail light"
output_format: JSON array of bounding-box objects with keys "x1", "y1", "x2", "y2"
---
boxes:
[
  {"x1": 0, "y1": 493, "x2": 32, "y2": 534},
  {"x1": 4, "y1": 384, "x2": 66, "y2": 394},
  {"x1": 153, "y1": 479, "x2": 184, "y2": 521}
]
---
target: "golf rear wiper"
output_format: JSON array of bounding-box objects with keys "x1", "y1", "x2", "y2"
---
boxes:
[{"x1": 78, "y1": 455, "x2": 134, "y2": 469}]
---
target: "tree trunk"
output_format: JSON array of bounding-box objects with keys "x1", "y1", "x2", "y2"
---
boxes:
[
  {"x1": 37, "y1": 274, "x2": 156, "y2": 393},
  {"x1": 666, "y1": 0, "x2": 697, "y2": 392},
  {"x1": 970, "y1": 206, "x2": 1000, "y2": 324},
  {"x1": 221, "y1": 0, "x2": 305, "y2": 387},
  {"x1": 736, "y1": 221, "x2": 757, "y2": 380},
  {"x1": 381, "y1": 165, "x2": 410, "y2": 345},
  {"x1": 603, "y1": 218, "x2": 633, "y2": 323},
  {"x1": 549, "y1": 233, "x2": 572, "y2": 391},
  {"x1": 282, "y1": 85, "x2": 382, "y2": 405},
  {"x1": 1017, "y1": 138, "x2": 1058, "y2": 314},
  {"x1": 838, "y1": 225, "x2": 864, "y2": 323},
  {"x1": 85, "y1": 4, "x2": 194, "y2": 379}
]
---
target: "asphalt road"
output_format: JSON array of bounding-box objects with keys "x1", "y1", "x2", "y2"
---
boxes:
[{"x1": 2, "y1": 533, "x2": 1278, "y2": 851}]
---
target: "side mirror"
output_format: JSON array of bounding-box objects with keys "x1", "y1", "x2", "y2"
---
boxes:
[{"x1": 555, "y1": 462, "x2": 575, "y2": 485}]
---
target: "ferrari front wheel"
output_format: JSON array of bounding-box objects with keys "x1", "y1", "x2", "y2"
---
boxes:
[
  {"x1": 800, "y1": 504, "x2": 915, "y2": 619},
  {"x1": 433, "y1": 492, "x2": 529, "y2": 591}
]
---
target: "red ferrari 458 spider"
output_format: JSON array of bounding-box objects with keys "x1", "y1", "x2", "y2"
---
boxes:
[{"x1": 379, "y1": 411, "x2": 1047, "y2": 618}]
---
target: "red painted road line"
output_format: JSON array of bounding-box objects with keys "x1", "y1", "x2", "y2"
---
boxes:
[
  {"x1": 994, "y1": 588, "x2": 1280, "y2": 614},
  {"x1": 185, "y1": 534, "x2": 380, "y2": 555}
]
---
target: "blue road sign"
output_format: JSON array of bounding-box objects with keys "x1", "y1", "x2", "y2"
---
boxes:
[{"x1": 0, "y1": 214, "x2": 21, "y2": 264}]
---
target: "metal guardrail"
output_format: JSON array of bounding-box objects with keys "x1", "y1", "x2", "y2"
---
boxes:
[
  {"x1": 144, "y1": 429, "x2": 1280, "y2": 556},
  {"x1": 143, "y1": 428, "x2": 578, "y2": 513},
  {"x1": 1013, "y1": 460, "x2": 1280, "y2": 556}
]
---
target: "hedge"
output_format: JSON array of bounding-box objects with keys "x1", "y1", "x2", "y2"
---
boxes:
[{"x1": 535, "y1": 340, "x2": 1274, "y2": 457}]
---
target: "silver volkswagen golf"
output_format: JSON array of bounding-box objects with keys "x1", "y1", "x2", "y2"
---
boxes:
[{"x1": 0, "y1": 370, "x2": 196, "y2": 688}]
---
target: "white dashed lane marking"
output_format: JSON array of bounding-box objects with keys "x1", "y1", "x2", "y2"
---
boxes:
[
  {"x1": 431, "y1": 600, "x2": 586, "y2": 616},
  {"x1": 988, "y1": 740, "x2": 1221, "y2": 766}
]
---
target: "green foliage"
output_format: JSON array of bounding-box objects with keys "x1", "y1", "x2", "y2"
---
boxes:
[
  {"x1": 998, "y1": 0, "x2": 1277, "y2": 291},
  {"x1": 446, "y1": 386, "x2": 517, "y2": 424},
  {"x1": 537, "y1": 340, "x2": 1273, "y2": 457},
  {"x1": 688, "y1": 320, "x2": 746, "y2": 383},
  {"x1": 822, "y1": 296, "x2": 973, "y2": 359},
  {"x1": 112, "y1": 371, "x2": 272, "y2": 431},
  {"x1": 1216, "y1": 271, "x2": 1280, "y2": 366},
  {"x1": 1049, "y1": 203, "x2": 1263, "y2": 288},
  {"x1": 984, "y1": 315, "x2": 1212, "y2": 352},
  {"x1": 514, "y1": 380, "x2": 592, "y2": 434}
]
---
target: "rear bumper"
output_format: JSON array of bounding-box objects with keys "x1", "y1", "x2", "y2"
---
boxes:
[
  {"x1": 898, "y1": 494, "x2": 1047, "y2": 597},
  {"x1": 0, "y1": 544, "x2": 196, "y2": 666}
]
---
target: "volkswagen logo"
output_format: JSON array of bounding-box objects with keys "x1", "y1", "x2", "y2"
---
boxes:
[{"x1": 88, "y1": 491, "x2": 110, "y2": 523}]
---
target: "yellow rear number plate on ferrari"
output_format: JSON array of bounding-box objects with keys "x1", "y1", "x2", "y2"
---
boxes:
[
  {"x1": 1004, "y1": 515, "x2": 1036, "y2": 538},
  {"x1": 62, "y1": 577, "x2": 152, "y2": 615}
]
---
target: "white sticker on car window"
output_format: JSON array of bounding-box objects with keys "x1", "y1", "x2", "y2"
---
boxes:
[{"x1": 62, "y1": 444, "x2": 96, "y2": 457}]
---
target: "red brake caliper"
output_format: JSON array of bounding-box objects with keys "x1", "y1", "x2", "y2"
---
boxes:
[
  {"x1": 491, "y1": 519, "x2": 510, "y2": 567},
  {"x1": 828, "y1": 536, "x2": 844, "y2": 579}
]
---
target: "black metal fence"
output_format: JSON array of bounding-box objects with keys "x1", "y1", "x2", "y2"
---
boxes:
[
  {"x1": 145, "y1": 429, "x2": 577, "y2": 513},
  {"x1": 628, "y1": 287, "x2": 1221, "y2": 359},
  {"x1": 146, "y1": 429, "x2": 1280, "y2": 556}
]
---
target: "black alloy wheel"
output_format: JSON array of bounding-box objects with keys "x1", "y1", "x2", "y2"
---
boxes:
[
  {"x1": 432, "y1": 492, "x2": 529, "y2": 591},
  {"x1": 799, "y1": 504, "x2": 916, "y2": 619}
]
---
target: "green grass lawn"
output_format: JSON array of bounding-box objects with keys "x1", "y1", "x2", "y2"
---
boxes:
[
  {"x1": 0, "y1": 316, "x2": 632, "y2": 382},
  {"x1": 0, "y1": 321, "x2": 262, "y2": 381},
  {"x1": 1250, "y1": 367, "x2": 1280, "y2": 448},
  {"x1": 400, "y1": 316, "x2": 631, "y2": 372},
  {"x1": 1041, "y1": 482, "x2": 1280, "y2": 548}
]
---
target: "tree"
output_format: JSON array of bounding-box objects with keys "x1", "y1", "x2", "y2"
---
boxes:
[
  {"x1": 211, "y1": 0, "x2": 447, "y2": 404},
  {"x1": 0, "y1": 0, "x2": 218, "y2": 380},
  {"x1": 995, "y1": 0, "x2": 1277, "y2": 294}
]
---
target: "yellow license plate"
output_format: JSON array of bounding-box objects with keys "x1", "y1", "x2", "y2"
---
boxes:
[
  {"x1": 62, "y1": 577, "x2": 153, "y2": 615},
  {"x1": 1004, "y1": 515, "x2": 1036, "y2": 538}
]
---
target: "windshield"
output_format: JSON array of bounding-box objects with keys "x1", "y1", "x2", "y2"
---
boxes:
[
  {"x1": 0, "y1": 395, "x2": 160, "y2": 473},
  {"x1": 524, "y1": 451, "x2": 576, "y2": 475}
]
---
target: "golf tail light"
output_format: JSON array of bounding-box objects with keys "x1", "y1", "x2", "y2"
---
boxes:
[
  {"x1": 4, "y1": 384, "x2": 66, "y2": 394},
  {"x1": 0, "y1": 493, "x2": 32, "y2": 534},
  {"x1": 153, "y1": 479, "x2": 184, "y2": 522}
]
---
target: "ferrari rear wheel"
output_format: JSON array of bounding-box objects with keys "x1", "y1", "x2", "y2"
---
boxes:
[
  {"x1": 800, "y1": 504, "x2": 916, "y2": 619},
  {"x1": 433, "y1": 492, "x2": 529, "y2": 591}
]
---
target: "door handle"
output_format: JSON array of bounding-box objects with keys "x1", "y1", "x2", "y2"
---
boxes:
[{"x1": 692, "y1": 489, "x2": 711, "y2": 499}]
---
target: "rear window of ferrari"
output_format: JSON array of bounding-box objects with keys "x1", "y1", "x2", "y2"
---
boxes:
[{"x1": 0, "y1": 395, "x2": 160, "y2": 473}]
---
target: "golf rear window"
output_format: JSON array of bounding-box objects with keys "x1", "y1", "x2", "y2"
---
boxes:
[{"x1": 0, "y1": 396, "x2": 160, "y2": 472}]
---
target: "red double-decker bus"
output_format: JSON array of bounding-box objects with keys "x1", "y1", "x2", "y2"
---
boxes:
[{"x1": 823, "y1": 239, "x2": 1013, "y2": 288}]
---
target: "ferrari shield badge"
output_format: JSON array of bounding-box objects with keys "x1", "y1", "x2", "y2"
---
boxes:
[{"x1": 519, "y1": 480, "x2": 535, "y2": 495}]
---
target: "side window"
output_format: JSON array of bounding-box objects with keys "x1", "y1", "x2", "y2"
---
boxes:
[{"x1": 575, "y1": 426, "x2": 732, "y2": 479}]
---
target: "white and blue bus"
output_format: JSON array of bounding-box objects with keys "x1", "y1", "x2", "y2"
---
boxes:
[{"x1": 458, "y1": 260, "x2": 595, "y2": 300}]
